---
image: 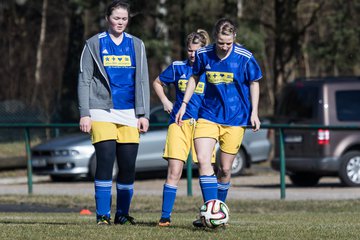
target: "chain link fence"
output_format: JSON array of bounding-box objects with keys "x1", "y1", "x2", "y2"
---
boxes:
[{"x1": 0, "y1": 100, "x2": 47, "y2": 141}]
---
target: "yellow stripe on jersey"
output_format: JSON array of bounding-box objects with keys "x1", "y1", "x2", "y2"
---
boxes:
[
  {"x1": 206, "y1": 71, "x2": 234, "y2": 84},
  {"x1": 178, "y1": 79, "x2": 187, "y2": 92},
  {"x1": 194, "y1": 82, "x2": 205, "y2": 94},
  {"x1": 178, "y1": 80, "x2": 205, "y2": 94},
  {"x1": 103, "y1": 55, "x2": 132, "y2": 67}
]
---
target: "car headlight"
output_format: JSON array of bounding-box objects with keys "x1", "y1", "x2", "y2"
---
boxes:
[
  {"x1": 53, "y1": 150, "x2": 79, "y2": 156},
  {"x1": 70, "y1": 150, "x2": 80, "y2": 156}
]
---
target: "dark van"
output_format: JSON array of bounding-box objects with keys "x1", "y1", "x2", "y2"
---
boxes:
[{"x1": 271, "y1": 77, "x2": 360, "y2": 187}]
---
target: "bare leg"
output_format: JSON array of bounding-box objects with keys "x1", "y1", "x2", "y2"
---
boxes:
[
  {"x1": 217, "y1": 151, "x2": 236, "y2": 183},
  {"x1": 194, "y1": 137, "x2": 217, "y2": 176},
  {"x1": 165, "y1": 159, "x2": 184, "y2": 186}
]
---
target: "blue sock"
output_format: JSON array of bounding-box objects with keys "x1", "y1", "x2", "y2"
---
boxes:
[
  {"x1": 217, "y1": 181, "x2": 230, "y2": 202},
  {"x1": 161, "y1": 183, "x2": 177, "y2": 219},
  {"x1": 116, "y1": 182, "x2": 134, "y2": 216},
  {"x1": 199, "y1": 175, "x2": 218, "y2": 202},
  {"x1": 94, "y1": 179, "x2": 112, "y2": 217}
]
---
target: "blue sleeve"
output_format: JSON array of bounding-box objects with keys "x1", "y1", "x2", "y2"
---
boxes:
[
  {"x1": 245, "y1": 56, "x2": 262, "y2": 81},
  {"x1": 159, "y1": 64, "x2": 175, "y2": 85},
  {"x1": 192, "y1": 51, "x2": 204, "y2": 76}
]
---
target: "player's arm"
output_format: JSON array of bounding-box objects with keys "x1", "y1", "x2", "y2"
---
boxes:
[
  {"x1": 78, "y1": 45, "x2": 93, "y2": 133},
  {"x1": 250, "y1": 80, "x2": 260, "y2": 132},
  {"x1": 175, "y1": 75, "x2": 198, "y2": 126},
  {"x1": 153, "y1": 77, "x2": 173, "y2": 114}
]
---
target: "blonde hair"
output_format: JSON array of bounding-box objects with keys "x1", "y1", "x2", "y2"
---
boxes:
[
  {"x1": 186, "y1": 29, "x2": 211, "y2": 47},
  {"x1": 213, "y1": 18, "x2": 237, "y2": 38}
]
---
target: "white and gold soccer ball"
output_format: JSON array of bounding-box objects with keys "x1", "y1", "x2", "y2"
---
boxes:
[{"x1": 199, "y1": 199, "x2": 229, "y2": 228}]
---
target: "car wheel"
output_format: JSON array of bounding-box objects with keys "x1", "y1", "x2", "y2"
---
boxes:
[
  {"x1": 289, "y1": 173, "x2": 321, "y2": 187},
  {"x1": 88, "y1": 154, "x2": 118, "y2": 180},
  {"x1": 231, "y1": 149, "x2": 246, "y2": 176},
  {"x1": 339, "y1": 151, "x2": 360, "y2": 187}
]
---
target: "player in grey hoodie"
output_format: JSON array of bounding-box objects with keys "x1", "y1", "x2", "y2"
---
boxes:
[{"x1": 78, "y1": 1, "x2": 149, "y2": 225}]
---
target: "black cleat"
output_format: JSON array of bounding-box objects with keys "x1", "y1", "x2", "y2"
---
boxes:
[
  {"x1": 192, "y1": 217, "x2": 205, "y2": 228},
  {"x1": 114, "y1": 214, "x2": 136, "y2": 225}
]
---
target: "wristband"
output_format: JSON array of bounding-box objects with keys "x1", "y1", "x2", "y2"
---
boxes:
[{"x1": 182, "y1": 101, "x2": 188, "y2": 105}]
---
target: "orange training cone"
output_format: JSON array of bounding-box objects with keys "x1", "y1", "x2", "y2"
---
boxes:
[{"x1": 80, "y1": 209, "x2": 92, "y2": 215}]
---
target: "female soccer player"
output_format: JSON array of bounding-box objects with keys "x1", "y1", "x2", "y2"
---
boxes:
[
  {"x1": 175, "y1": 18, "x2": 262, "y2": 227},
  {"x1": 78, "y1": 1, "x2": 150, "y2": 225},
  {"x1": 153, "y1": 29, "x2": 210, "y2": 227}
]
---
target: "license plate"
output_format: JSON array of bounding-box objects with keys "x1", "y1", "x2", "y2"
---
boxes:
[
  {"x1": 284, "y1": 135, "x2": 303, "y2": 143},
  {"x1": 32, "y1": 159, "x2": 47, "y2": 167}
]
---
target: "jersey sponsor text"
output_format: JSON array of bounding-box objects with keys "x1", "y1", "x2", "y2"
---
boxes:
[
  {"x1": 103, "y1": 55, "x2": 132, "y2": 67},
  {"x1": 206, "y1": 71, "x2": 234, "y2": 84},
  {"x1": 178, "y1": 80, "x2": 205, "y2": 94}
]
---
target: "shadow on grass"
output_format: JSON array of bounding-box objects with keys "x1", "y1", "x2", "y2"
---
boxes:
[{"x1": 135, "y1": 220, "x2": 225, "y2": 232}]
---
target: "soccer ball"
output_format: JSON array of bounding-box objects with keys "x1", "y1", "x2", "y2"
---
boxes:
[{"x1": 199, "y1": 199, "x2": 229, "y2": 228}]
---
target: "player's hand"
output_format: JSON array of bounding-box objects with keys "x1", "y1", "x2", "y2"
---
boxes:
[
  {"x1": 250, "y1": 114, "x2": 261, "y2": 132},
  {"x1": 79, "y1": 116, "x2": 92, "y2": 133},
  {"x1": 175, "y1": 104, "x2": 186, "y2": 126},
  {"x1": 138, "y1": 117, "x2": 149, "y2": 133},
  {"x1": 163, "y1": 100, "x2": 173, "y2": 114}
]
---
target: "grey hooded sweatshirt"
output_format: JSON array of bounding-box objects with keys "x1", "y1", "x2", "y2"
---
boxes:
[{"x1": 78, "y1": 32, "x2": 150, "y2": 119}]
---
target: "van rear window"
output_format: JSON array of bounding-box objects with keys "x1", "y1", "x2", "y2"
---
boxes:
[
  {"x1": 336, "y1": 91, "x2": 360, "y2": 121},
  {"x1": 277, "y1": 85, "x2": 319, "y2": 121}
]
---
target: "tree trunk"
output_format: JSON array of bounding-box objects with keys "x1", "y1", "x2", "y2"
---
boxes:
[{"x1": 32, "y1": 0, "x2": 48, "y2": 105}]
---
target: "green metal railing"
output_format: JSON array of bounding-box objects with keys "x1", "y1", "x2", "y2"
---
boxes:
[
  {"x1": 0, "y1": 123, "x2": 78, "y2": 194},
  {"x1": 1, "y1": 123, "x2": 359, "y2": 199}
]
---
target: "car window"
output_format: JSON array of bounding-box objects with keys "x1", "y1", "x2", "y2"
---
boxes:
[
  {"x1": 276, "y1": 84, "x2": 319, "y2": 122},
  {"x1": 336, "y1": 90, "x2": 360, "y2": 121}
]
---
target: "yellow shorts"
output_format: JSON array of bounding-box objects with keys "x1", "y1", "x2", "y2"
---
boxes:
[
  {"x1": 163, "y1": 119, "x2": 197, "y2": 162},
  {"x1": 163, "y1": 119, "x2": 215, "y2": 163},
  {"x1": 194, "y1": 118, "x2": 245, "y2": 155},
  {"x1": 91, "y1": 121, "x2": 139, "y2": 144}
]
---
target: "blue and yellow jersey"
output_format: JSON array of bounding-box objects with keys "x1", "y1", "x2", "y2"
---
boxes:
[
  {"x1": 99, "y1": 32, "x2": 136, "y2": 110},
  {"x1": 193, "y1": 43, "x2": 262, "y2": 126},
  {"x1": 159, "y1": 60, "x2": 206, "y2": 124}
]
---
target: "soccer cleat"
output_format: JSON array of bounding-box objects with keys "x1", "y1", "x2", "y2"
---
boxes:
[
  {"x1": 192, "y1": 217, "x2": 205, "y2": 228},
  {"x1": 158, "y1": 217, "x2": 171, "y2": 227},
  {"x1": 97, "y1": 215, "x2": 111, "y2": 225},
  {"x1": 114, "y1": 214, "x2": 136, "y2": 225}
]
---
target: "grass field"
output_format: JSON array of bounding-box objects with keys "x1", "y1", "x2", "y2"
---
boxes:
[{"x1": 0, "y1": 195, "x2": 359, "y2": 239}]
